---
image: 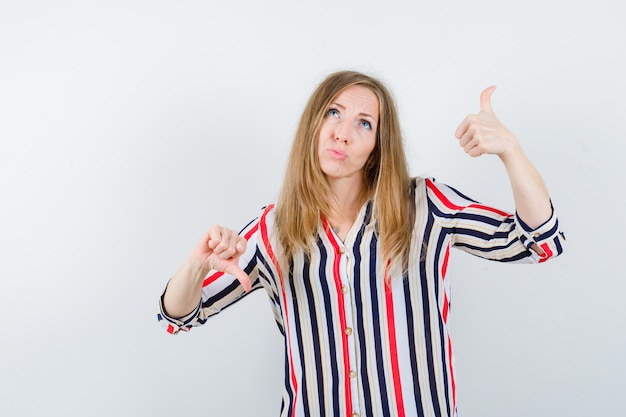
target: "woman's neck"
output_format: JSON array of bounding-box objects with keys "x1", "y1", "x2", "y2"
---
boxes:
[{"x1": 326, "y1": 177, "x2": 370, "y2": 238}]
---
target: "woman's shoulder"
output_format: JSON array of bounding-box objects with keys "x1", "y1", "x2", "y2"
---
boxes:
[
  {"x1": 256, "y1": 203, "x2": 277, "y2": 225},
  {"x1": 239, "y1": 203, "x2": 277, "y2": 233},
  {"x1": 410, "y1": 176, "x2": 476, "y2": 208},
  {"x1": 411, "y1": 175, "x2": 462, "y2": 194},
  {"x1": 409, "y1": 176, "x2": 436, "y2": 195},
  {"x1": 260, "y1": 203, "x2": 277, "y2": 214},
  {"x1": 410, "y1": 176, "x2": 447, "y2": 189}
]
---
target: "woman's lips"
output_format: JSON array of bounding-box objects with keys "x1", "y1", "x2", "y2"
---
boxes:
[{"x1": 328, "y1": 149, "x2": 347, "y2": 160}]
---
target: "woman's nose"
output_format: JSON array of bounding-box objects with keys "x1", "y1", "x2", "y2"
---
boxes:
[{"x1": 334, "y1": 120, "x2": 351, "y2": 142}]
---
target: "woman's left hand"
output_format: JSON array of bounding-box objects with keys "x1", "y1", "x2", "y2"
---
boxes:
[{"x1": 454, "y1": 86, "x2": 519, "y2": 158}]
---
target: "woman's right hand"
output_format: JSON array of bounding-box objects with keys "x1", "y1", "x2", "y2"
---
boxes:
[{"x1": 190, "y1": 225, "x2": 252, "y2": 292}]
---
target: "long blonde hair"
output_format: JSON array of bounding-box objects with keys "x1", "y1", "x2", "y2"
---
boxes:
[{"x1": 275, "y1": 70, "x2": 414, "y2": 272}]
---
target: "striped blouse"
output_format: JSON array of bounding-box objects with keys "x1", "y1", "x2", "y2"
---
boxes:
[{"x1": 158, "y1": 177, "x2": 565, "y2": 417}]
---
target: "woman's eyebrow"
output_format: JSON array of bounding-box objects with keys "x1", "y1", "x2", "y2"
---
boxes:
[{"x1": 330, "y1": 102, "x2": 377, "y2": 121}]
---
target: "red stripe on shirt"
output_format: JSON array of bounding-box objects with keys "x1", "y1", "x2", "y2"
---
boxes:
[
  {"x1": 426, "y1": 178, "x2": 510, "y2": 217},
  {"x1": 260, "y1": 206, "x2": 299, "y2": 414},
  {"x1": 442, "y1": 244, "x2": 450, "y2": 279},
  {"x1": 442, "y1": 245, "x2": 450, "y2": 322},
  {"x1": 259, "y1": 205, "x2": 278, "y2": 273},
  {"x1": 322, "y1": 218, "x2": 353, "y2": 417},
  {"x1": 202, "y1": 271, "x2": 224, "y2": 287},
  {"x1": 441, "y1": 244, "x2": 456, "y2": 413},
  {"x1": 538, "y1": 242, "x2": 553, "y2": 263},
  {"x1": 385, "y1": 275, "x2": 406, "y2": 417}
]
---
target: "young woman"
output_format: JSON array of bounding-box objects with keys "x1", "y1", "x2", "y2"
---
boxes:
[{"x1": 158, "y1": 71, "x2": 565, "y2": 417}]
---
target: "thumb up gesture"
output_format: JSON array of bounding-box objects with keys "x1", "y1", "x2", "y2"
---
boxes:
[{"x1": 455, "y1": 86, "x2": 520, "y2": 158}]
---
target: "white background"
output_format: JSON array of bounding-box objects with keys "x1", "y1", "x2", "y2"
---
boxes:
[{"x1": 1, "y1": 1, "x2": 624, "y2": 416}]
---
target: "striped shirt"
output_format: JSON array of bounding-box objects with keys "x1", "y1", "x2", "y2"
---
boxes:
[{"x1": 158, "y1": 177, "x2": 565, "y2": 417}]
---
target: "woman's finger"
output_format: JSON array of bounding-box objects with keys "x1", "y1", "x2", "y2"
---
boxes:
[
  {"x1": 479, "y1": 86, "x2": 497, "y2": 113},
  {"x1": 226, "y1": 265, "x2": 252, "y2": 292}
]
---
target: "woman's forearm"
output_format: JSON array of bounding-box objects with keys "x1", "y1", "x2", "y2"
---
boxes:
[
  {"x1": 162, "y1": 256, "x2": 209, "y2": 319},
  {"x1": 499, "y1": 145, "x2": 552, "y2": 229}
]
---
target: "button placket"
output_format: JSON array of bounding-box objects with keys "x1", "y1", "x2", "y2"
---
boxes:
[{"x1": 338, "y1": 243, "x2": 361, "y2": 416}]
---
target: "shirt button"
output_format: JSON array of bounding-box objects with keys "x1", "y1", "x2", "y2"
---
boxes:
[
  {"x1": 341, "y1": 286, "x2": 349, "y2": 294},
  {"x1": 349, "y1": 370, "x2": 357, "y2": 378},
  {"x1": 344, "y1": 327, "x2": 353, "y2": 336},
  {"x1": 352, "y1": 413, "x2": 360, "y2": 417},
  {"x1": 339, "y1": 247, "x2": 346, "y2": 254}
]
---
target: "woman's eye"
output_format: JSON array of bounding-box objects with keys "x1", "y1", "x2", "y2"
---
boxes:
[
  {"x1": 326, "y1": 108, "x2": 340, "y2": 118},
  {"x1": 360, "y1": 120, "x2": 372, "y2": 130}
]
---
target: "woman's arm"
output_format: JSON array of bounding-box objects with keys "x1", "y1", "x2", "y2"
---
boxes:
[
  {"x1": 425, "y1": 177, "x2": 564, "y2": 263},
  {"x1": 162, "y1": 225, "x2": 251, "y2": 319},
  {"x1": 454, "y1": 86, "x2": 553, "y2": 229}
]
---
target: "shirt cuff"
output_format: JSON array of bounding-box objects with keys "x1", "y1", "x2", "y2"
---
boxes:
[
  {"x1": 514, "y1": 202, "x2": 565, "y2": 262},
  {"x1": 157, "y1": 292, "x2": 202, "y2": 334},
  {"x1": 515, "y1": 204, "x2": 558, "y2": 245}
]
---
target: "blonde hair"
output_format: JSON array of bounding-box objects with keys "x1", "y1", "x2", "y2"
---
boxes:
[{"x1": 275, "y1": 70, "x2": 414, "y2": 273}]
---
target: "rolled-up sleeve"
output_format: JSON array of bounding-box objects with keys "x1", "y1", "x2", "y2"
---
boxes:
[
  {"x1": 514, "y1": 203, "x2": 565, "y2": 263},
  {"x1": 157, "y1": 293, "x2": 202, "y2": 334}
]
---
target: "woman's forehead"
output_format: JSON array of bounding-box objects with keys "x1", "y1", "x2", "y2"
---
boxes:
[{"x1": 332, "y1": 85, "x2": 379, "y2": 118}]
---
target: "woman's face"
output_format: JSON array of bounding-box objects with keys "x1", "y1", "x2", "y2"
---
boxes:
[{"x1": 317, "y1": 85, "x2": 379, "y2": 186}]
